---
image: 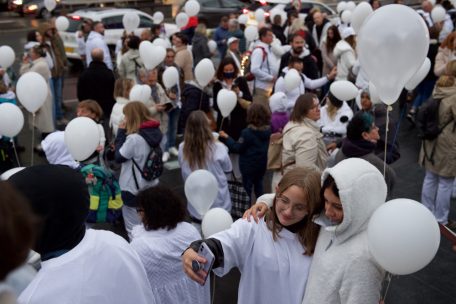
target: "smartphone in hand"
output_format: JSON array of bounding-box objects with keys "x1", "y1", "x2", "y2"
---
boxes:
[{"x1": 197, "y1": 243, "x2": 215, "y2": 285}]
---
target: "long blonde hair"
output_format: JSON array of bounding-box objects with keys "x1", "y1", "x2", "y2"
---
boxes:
[
  {"x1": 436, "y1": 60, "x2": 456, "y2": 87},
  {"x1": 123, "y1": 101, "x2": 153, "y2": 134},
  {"x1": 183, "y1": 111, "x2": 214, "y2": 170}
]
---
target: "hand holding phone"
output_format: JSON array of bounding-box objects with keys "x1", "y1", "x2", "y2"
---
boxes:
[{"x1": 182, "y1": 242, "x2": 215, "y2": 286}]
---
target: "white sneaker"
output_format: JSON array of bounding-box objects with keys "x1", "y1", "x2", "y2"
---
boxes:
[
  {"x1": 169, "y1": 147, "x2": 179, "y2": 157},
  {"x1": 162, "y1": 151, "x2": 170, "y2": 163}
]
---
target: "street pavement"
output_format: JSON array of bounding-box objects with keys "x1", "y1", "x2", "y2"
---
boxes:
[{"x1": 1, "y1": 11, "x2": 456, "y2": 304}]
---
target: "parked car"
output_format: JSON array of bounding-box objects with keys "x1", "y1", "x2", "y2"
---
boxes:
[
  {"x1": 8, "y1": 0, "x2": 60, "y2": 17},
  {"x1": 60, "y1": 8, "x2": 178, "y2": 61}
]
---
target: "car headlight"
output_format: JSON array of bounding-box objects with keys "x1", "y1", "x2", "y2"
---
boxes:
[
  {"x1": 13, "y1": 0, "x2": 23, "y2": 5},
  {"x1": 27, "y1": 4, "x2": 38, "y2": 11}
]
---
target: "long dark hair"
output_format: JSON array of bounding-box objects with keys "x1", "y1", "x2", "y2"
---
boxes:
[
  {"x1": 215, "y1": 57, "x2": 240, "y2": 81},
  {"x1": 325, "y1": 25, "x2": 341, "y2": 53}
]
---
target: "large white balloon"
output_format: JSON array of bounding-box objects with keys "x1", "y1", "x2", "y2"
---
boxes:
[
  {"x1": 346, "y1": 1, "x2": 356, "y2": 11},
  {"x1": 208, "y1": 40, "x2": 217, "y2": 53},
  {"x1": 184, "y1": 170, "x2": 218, "y2": 218},
  {"x1": 162, "y1": 66, "x2": 179, "y2": 89},
  {"x1": 122, "y1": 12, "x2": 140, "y2": 32},
  {"x1": 153, "y1": 11, "x2": 164, "y2": 24},
  {"x1": 255, "y1": 8, "x2": 266, "y2": 23},
  {"x1": 369, "y1": 81, "x2": 381, "y2": 105},
  {"x1": 185, "y1": 0, "x2": 201, "y2": 17},
  {"x1": 330, "y1": 80, "x2": 358, "y2": 101},
  {"x1": 152, "y1": 38, "x2": 171, "y2": 49},
  {"x1": 16, "y1": 72, "x2": 48, "y2": 113},
  {"x1": 368, "y1": 199, "x2": 440, "y2": 275},
  {"x1": 341, "y1": 10, "x2": 352, "y2": 23},
  {"x1": 0, "y1": 46, "x2": 15, "y2": 69},
  {"x1": 244, "y1": 25, "x2": 259, "y2": 41},
  {"x1": 431, "y1": 5, "x2": 446, "y2": 23},
  {"x1": 351, "y1": 2, "x2": 373, "y2": 34},
  {"x1": 195, "y1": 58, "x2": 215, "y2": 87},
  {"x1": 270, "y1": 8, "x2": 287, "y2": 26},
  {"x1": 129, "y1": 84, "x2": 152, "y2": 103},
  {"x1": 284, "y1": 68, "x2": 301, "y2": 92},
  {"x1": 64, "y1": 117, "x2": 100, "y2": 161},
  {"x1": 337, "y1": 1, "x2": 347, "y2": 13},
  {"x1": 176, "y1": 12, "x2": 189, "y2": 28},
  {"x1": 217, "y1": 89, "x2": 237, "y2": 117},
  {"x1": 405, "y1": 58, "x2": 431, "y2": 90},
  {"x1": 358, "y1": 5, "x2": 429, "y2": 104},
  {"x1": 44, "y1": 0, "x2": 56, "y2": 11},
  {"x1": 139, "y1": 41, "x2": 166, "y2": 70},
  {"x1": 202, "y1": 208, "x2": 233, "y2": 238},
  {"x1": 0, "y1": 103, "x2": 24, "y2": 137},
  {"x1": 238, "y1": 14, "x2": 249, "y2": 25},
  {"x1": 55, "y1": 16, "x2": 69, "y2": 32}
]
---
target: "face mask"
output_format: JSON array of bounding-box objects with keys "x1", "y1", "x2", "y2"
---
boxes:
[{"x1": 223, "y1": 72, "x2": 235, "y2": 79}]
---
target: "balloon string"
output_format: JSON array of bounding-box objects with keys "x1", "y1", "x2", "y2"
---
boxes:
[
  {"x1": 219, "y1": 117, "x2": 225, "y2": 131},
  {"x1": 381, "y1": 272, "x2": 393, "y2": 301},
  {"x1": 11, "y1": 139, "x2": 21, "y2": 167},
  {"x1": 31, "y1": 113, "x2": 35, "y2": 166},
  {"x1": 383, "y1": 106, "x2": 392, "y2": 177}
]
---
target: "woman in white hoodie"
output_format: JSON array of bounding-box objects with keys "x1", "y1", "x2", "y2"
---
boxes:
[
  {"x1": 245, "y1": 158, "x2": 387, "y2": 304},
  {"x1": 333, "y1": 27, "x2": 357, "y2": 81},
  {"x1": 110, "y1": 78, "x2": 134, "y2": 137}
]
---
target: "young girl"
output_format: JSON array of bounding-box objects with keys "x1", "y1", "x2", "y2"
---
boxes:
[
  {"x1": 115, "y1": 101, "x2": 163, "y2": 239},
  {"x1": 178, "y1": 111, "x2": 232, "y2": 222},
  {"x1": 219, "y1": 103, "x2": 271, "y2": 199},
  {"x1": 269, "y1": 92, "x2": 289, "y2": 134},
  {"x1": 318, "y1": 92, "x2": 353, "y2": 146},
  {"x1": 110, "y1": 78, "x2": 134, "y2": 138},
  {"x1": 77, "y1": 100, "x2": 106, "y2": 155},
  {"x1": 182, "y1": 167, "x2": 323, "y2": 304}
]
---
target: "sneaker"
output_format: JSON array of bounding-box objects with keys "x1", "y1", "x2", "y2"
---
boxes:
[
  {"x1": 162, "y1": 151, "x2": 170, "y2": 163},
  {"x1": 169, "y1": 147, "x2": 179, "y2": 157},
  {"x1": 446, "y1": 219, "x2": 456, "y2": 231}
]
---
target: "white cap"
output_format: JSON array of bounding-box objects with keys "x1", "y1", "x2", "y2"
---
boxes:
[
  {"x1": 227, "y1": 37, "x2": 239, "y2": 45},
  {"x1": 341, "y1": 27, "x2": 355, "y2": 39}
]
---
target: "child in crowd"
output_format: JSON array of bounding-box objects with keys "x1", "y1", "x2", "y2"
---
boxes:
[
  {"x1": 77, "y1": 100, "x2": 106, "y2": 155},
  {"x1": 0, "y1": 81, "x2": 16, "y2": 104},
  {"x1": 269, "y1": 92, "x2": 290, "y2": 133},
  {"x1": 219, "y1": 103, "x2": 271, "y2": 199}
]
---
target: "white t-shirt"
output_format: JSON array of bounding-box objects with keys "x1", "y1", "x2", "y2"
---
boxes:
[
  {"x1": 212, "y1": 218, "x2": 312, "y2": 304},
  {"x1": 18, "y1": 229, "x2": 155, "y2": 304}
]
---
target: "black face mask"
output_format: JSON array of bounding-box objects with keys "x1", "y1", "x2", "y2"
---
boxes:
[{"x1": 223, "y1": 72, "x2": 235, "y2": 79}]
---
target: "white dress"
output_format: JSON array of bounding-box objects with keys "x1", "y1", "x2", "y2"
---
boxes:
[
  {"x1": 18, "y1": 229, "x2": 155, "y2": 304},
  {"x1": 130, "y1": 222, "x2": 210, "y2": 304},
  {"x1": 212, "y1": 218, "x2": 312, "y2": 304}
]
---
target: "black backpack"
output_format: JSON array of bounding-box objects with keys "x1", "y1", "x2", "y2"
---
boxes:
[
  {"x1": 131, "y1": 146, "x2": 163, "y2": 189},
  {"x1": 415, "y1": 97, "x2": 446, "y2": 140}
]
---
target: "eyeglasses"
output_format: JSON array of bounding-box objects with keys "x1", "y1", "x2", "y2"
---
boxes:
[{"x1": 276, "y1": 195, "x2": 308, "y2": 213}]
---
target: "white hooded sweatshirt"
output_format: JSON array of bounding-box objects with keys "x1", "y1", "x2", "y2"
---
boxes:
[{"x1": 333, "y1": 40, "x2": 356, "y2": 81}]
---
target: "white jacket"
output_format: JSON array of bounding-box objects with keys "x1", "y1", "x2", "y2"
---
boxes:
[
  {"x1": 110, "y1": 97, "x2": 130, "y2": 137},
  {"x1": 85, "y1": 31, "x2": 113, "y2": 70},
  {"x1": 318, "y1": 101, "x2": 353, "y2": 135},
  {"x1": 251, "y1": 41, "x2": 279, "y2": 91},
  {"x1": 333, "y1": 40, "x2": 356, "y2": 81}
]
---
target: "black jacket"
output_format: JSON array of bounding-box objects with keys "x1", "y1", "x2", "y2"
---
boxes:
[
  {"x1": 178, "y1": 82, "x2": 211, "y2": 134},
  {"x1": 77, "y1": 61, "x2": 116, "y2": 118},
  {"x1": 279, "y1": 51, "x2": 320, "y2": 80}
]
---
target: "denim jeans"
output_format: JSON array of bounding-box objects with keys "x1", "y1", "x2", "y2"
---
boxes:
[
  {"x1": 166, "y1": 107, "x2": 180, "y2": 150},
  {"x1": 49, "y1": 76, "x2": 64, "y2": 121},
  {"x1": 421, "y1": 170, "x2": 455, "y2": 224}
]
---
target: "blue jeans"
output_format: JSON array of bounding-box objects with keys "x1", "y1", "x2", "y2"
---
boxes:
[
  {"x1": 166, "y1": 107, "x2": 180, "y2": 150},
  {"x1": 49, "y1": 76, "x2": 64, "y2": 121},
  {"x1": 412, "y1": 79, "x2": 435, "y2": 109}
]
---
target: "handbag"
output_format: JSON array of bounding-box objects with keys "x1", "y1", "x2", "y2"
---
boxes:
[
  {"x1": 228, "y1": 172, "x2": 251, "y2": 220},
  {"x1": 267, "y1": 127, "x2": 296, "y2": 170}
]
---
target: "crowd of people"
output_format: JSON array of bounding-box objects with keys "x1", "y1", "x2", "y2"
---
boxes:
[{"x1": 0, "y1": 0, "x2": 456, "y2": 303}]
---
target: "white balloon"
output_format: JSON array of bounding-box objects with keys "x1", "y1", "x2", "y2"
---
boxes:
[
  {"x1": 153, "y1": 11, "x2": 164, "y2": 24},
  {"x1": 0, "y1": 46, "x2": 15, "y2": 69},
  {"x1": 405, "y1": 58, "x2": 431, "y2": 90},
  {"x1": 337, "y1": 1, "x2": 347, "y2": 13},
  {"x1": 330, "y1": 80, "x2": 358, "y2": 101},
  {"x1": 0, "y1": 103, "x2": 24, "y2": 137},
  {"x1": 346, "y1": 1, "x2": 356, "y2": 11},
  {"x1": 184, "y1": 170, "x2": 218, "y2": 217},
  {"x1": 129, "y1": 84, "x2": 152, "y2": 104},
  {"x1": 185, "y1": 0, "x2": 200, "y2": 17},
  {"x1": 284, "y1": 68, "x2": 301, "y2": 92},
  {"x1": 358, "y1": 5, "x2": 429, "y2": 104},
  {"x1": 369, "y1": 82, "x2": 381, "y2": 105},
  {"x1": 238, "y1": 14, "x2": 249, "y2": 25},
  {"x1": 270, "y1": 8, "x2": 287, "y2": 26},
  {"x1": 244, "y1": 25, "x2": 259, "y2": 41},
  {"x1": 368, "y1": 199, "x2": 440, "y2": 275},
  {"x1": 431, "y1": 5, "x2": 446, "y2": 23},
  {"x1": 341, "y1": 10, "x2": 352, "y2": 23},
  {"x1": 255, "y1": 8, "x2": 266, "y2": 23},
  {"x1": 194, "y1": 58, "x2": 215, "y2": 87},
  {"x1": 217, "y1": 89, "x2": 237, "y2": 117},
  {"x1": 64, "y1": 117, "x2": 100, "y2": 161},
  {"x1": 55, "y1": 16, "x2": 69, "y2": 32},
  {"x1": 0, "y1": 167, "x2": 25, "y2": 180},
  {"x1": 351, "y1": 2, "x2": 373, "y2": 34},
  {"x1": 208, "y1": 40, "x2": 217, "y2": 53},
  {"x1": 162, "y1": 66, "x2": 179, "y2": 89},
  {"x1": 122, "y1": 12, "x2": 140, "y2": 32},
  {"x1": 176, "y1": 12, "x2": 189, "y2": 28},
  {"x1": 139, "y1": 41, "x2": 166, "y2": 70},
  {"x1": 16, "y1": 72, "x2": 48, "y2": 113},
  {"x1": 44, "y1": 0, "x2": 56, "y2": 11},
  {"x1": 152, "y1": 37, "x2": 171, "y2": 48},
  {"x1": 202, "y1": 208, "x2": 233, "y2": 238}
]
